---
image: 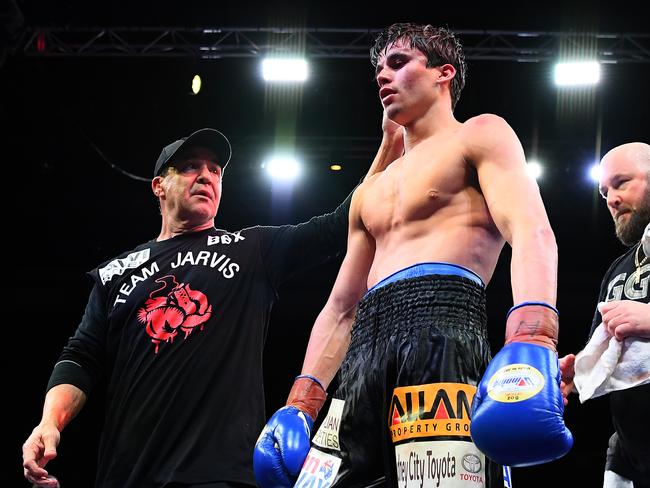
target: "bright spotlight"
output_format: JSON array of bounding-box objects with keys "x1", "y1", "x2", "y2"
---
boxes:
[
  {"x1": 262, "y1": 58, "x2": 308, "y2": 82},
  {"x1": 589, "y1": 163, "x2": 601, "y2": 183},
  {"x1": 554, "y1": 61, "x2": 600, "y2": 87},
  {"x1": 262, "y1": 156, "x2": 302, "y2": 182},
  {"x1": 526, "y1": 161, "x2": 543, "y2": 180},
  {"x1": 330, "y1": 164, "x2": 342, "y2": 171},
  {"x1": 191, "y1": 74, "x2": 202, "y2": 95}
]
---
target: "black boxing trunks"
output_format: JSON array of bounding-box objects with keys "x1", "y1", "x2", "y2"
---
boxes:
[{"x1": 295, "y1": 263, "x2": 505, "y2": 488}]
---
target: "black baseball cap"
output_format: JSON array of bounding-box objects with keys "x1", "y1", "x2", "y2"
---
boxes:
[{"x1": 153, "y1": 128, "x2": 232, "y2": 177}]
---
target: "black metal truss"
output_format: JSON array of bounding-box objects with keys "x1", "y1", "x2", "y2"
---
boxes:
[{"x1": 13, "y1": 26, "x2": 650, "y2": 63}]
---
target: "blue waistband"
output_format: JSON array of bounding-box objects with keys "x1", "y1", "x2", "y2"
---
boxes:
[{"x1": 367, "y1": 262, "x2": 484, "y2": 295}]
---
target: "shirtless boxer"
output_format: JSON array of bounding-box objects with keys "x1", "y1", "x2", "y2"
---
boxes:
[{"x1": 254, "y1": 23, "x2": 572, "y2": 487}]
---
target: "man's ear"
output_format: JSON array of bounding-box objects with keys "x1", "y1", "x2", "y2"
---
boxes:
[
  {"x1": 437, "y1": 63, "x2": 457, "y2": 84},
  {"x1": 152, "y1": 176, "x2": 165, "y2": 198}
]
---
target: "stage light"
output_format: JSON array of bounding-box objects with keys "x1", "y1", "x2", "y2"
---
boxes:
[
  {"x1": 262, "y1": 58, "x2": 308, "y2": 82},
  {"x1": 330, "y1": 164, "x2": 342, "y2": 171},
  {"x1": 191, "y1": 75, "x2": 202, "y2": 95},
  {"x1": 262, "y1": 156, "x2": 302, "y2": 182},
  {"x1": 588, "y1": 163, "x2": 601, "y2": 183},
  {"x1": 526, "y1": 160, "x2": 543, "y2": 180},
  {"x1": 553, "y1": 61, "x2": 600, "y2": 86}
]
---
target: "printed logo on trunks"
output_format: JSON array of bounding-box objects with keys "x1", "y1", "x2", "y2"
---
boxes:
[
  {"x1": 295, "y1": 448, "x2": 342, "y2": 488},
  {"x1": 99, "y1": 249, "x2": 151, "y2": 284},
  {"x1": 313, "y1": 398, "x2": 345, "y2": 451},
  {"x1": 395, "y1": 440, "x2": 486, "y2": 487},
  {"x1": 486, "y1": 363, "x2": 544, "y2": 402},
  {"x1": 461, "y1": 453, "x2": 482, "y2": 473},
  {"x1": 389, "y1": 383, "x2": 476, "y2": 442}
]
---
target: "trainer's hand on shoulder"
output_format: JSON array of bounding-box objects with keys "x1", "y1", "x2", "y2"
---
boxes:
[
  {"x1": 382, "y1": 109, "x2": 405, "y2": 142},
  {"x1": 22, "y1": 422, "x2": 61, "y2": 487},
  {"x1": 559, "y1": 353, "x2": 576, "y2": 406},
  {"x1": 599, "y1": 300, "x2": 650, "y2": 341}
]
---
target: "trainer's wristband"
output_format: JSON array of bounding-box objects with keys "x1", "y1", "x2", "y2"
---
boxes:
[
  {"x1": 507, "y1": 301, "x2": 559, "y2": 319},
  {"x1": 295, "y1": 374, "x2": 325, "y2": 391}
]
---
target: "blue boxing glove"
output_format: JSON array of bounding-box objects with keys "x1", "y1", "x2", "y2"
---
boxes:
[
  {"x1": 254, "y1": 375, "x2": 327, "y2": 488},
  {"x1": 254, "y1": 406, "x2": 313, "y2": 487},
  {"x1": 471, "y1": 302, "x2": 573, "y2": 467}
]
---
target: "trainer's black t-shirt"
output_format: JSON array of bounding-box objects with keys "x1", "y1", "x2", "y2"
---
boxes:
[
  {"x1": 590, "y1": 245, "x2": 650, "y2": 485},
  {"x1": 47, "y1": 195, "x2": 351, "y2": 488}
]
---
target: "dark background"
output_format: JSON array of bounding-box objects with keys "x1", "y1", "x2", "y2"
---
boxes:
[{"x1": 4, "y1": 0, "x2": 650, "y2": 486}]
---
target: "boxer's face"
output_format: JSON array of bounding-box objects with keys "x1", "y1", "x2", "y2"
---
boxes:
[
  {"x1": 375, "y1": 40, "x2": 439, "y2": 126},
  {"x1": 600, "y1": 151, "x2": 650, "y2": 246}
]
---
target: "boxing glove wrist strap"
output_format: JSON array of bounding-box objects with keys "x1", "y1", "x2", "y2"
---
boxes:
[
  {"x1": 295, "y1": 374, "x2": 325, "y2": 390},
  {"x1": 507, "y1": 301, "x2": 559, "y2": 318},
  {"x1": 286, "y1": 375, "x2": 327, "y2": 421},
  {"x1": 505, "y1": 301, "x2": 559, "y2": 351}
]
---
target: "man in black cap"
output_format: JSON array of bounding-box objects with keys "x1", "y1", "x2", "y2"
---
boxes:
[{"x1": 22, "y1": 126, "x2": 403, "y2": 488}]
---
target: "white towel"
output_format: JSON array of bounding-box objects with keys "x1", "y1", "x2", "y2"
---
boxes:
[{"x1": 574, "y1": 322, "x2": 650, "y2": 403}]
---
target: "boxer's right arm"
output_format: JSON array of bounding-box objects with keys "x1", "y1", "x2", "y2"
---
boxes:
[
  {"x1": 254, "y1": 187, "x2": 374, "y2": 488},
  {"x1": 299, "y1": 190, "x2": 374, "y2": 388}
]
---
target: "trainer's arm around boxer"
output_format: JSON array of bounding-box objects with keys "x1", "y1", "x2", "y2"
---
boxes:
[
  {"x1": 254, "y1": 185, "x2": 375, "y2": 488},
  {"x1": 364, "y1": 111, "x2": 405, "y2": 181},
  {"x1": 463, "y1": 114, "x2": 573, "y2": 466},
  {"x1": 22, "y1": 384, "x2": 86, "y2": 487}
]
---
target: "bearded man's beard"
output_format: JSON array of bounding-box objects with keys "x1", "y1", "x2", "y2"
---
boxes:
[{"x1": 615, "y1": 192, "x2": 650, "y2": 246}]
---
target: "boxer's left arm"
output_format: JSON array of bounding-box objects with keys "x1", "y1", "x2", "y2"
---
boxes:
[
  {"x1": 468, "y1": 114, "x2": 557, "y2": 307},
  {"x1": 465, "y1": 114, "x2": 571, "y2": 466},
  {"x1": 599, "y1": 300, "x2": 650, "y2": 340}
]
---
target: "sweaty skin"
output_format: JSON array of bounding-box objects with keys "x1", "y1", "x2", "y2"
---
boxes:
[
  {"x1": 361, "y1": 119, "x2": 504, "y2": 288},
  {"x1": 299, "y1": 40, "x2": 557, "y2": 388}
]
